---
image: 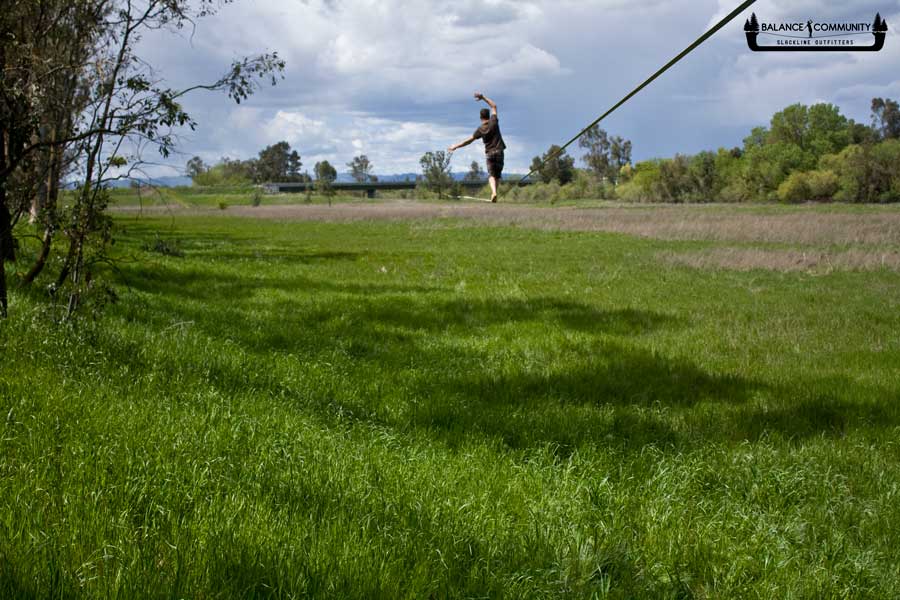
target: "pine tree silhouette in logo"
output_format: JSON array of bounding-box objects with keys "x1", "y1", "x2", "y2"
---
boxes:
[
  {"x1": 874, "y1": 13, "x2": 888, "y2": 33},
  {"x1": 745, "y1": 12, "x2": 761, "y2": 50},
  {"x1": 744, "y1": 12, "x2": 760, "y2": 32}
]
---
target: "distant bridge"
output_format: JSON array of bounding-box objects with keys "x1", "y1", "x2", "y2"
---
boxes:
[{"x1": 264, "y1": 179, "x2": 530, "y2": 198}]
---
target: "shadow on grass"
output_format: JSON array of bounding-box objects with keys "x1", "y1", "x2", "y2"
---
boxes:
[
  {"x1": 403, "y1": 340, "x2": 757, "y2": 451},
  {"x1": 357, "y1": 298, "x2": 675, "y2": 336},
  {"x1": 101, "y1": 248, "x2": 900, "y2": 454},
  {"x1": 115, "y1": 262, "x2": 444, "y2": 301},
  {"x1": 409, "y1": 361, "x2": 899, "y2": 451},
  {"x1": 118, "y1": 225, "x2": 369, "y2": 261},
  {"x1": 0, "y1": 557, "x2": 74, "y2": 600}
]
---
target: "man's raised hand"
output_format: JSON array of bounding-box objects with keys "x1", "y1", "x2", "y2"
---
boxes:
[{"x1": 474, "y1": 92, "x2": 484, "y2": 101}]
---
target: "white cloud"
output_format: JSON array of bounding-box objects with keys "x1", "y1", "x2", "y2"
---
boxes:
[
  {"x1": 710, "y1": 7, "x2": 900, "y2": 126},
  {"x1": 204, "y1": 107, "x2": 529, "y2": 174},
  {"x1": 483, "y1": 44, "x2": 566, "y2": 82},
  {"x1": 134, "y1": 0, "x2": 900, "y2": 174},
  {"x1": 262, "y1": 112, "x2": 328, "y2": 147}
]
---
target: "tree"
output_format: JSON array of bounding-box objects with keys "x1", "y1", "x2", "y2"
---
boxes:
[
  {"x1": 736, "y1": 103, "x2": 858, "y2": 201},
  {"x1": 714, "y1": 147, "x2": 748, "y2": 202},
  {"x1": 578, "y1": 125, "x2": 634, "y2": 183},
  {"x1": 609, "y1": 136, "x2": 633, "y2": 183},
  {"x1": 655, "y1": 155, "x2": 693, "y2": 202},
  {"x1": 288, "y1": 150, "x2": 303, "y2": 181},
  {"x1": 872, "y1": 98, "x2": 900, "y2": 140},
  {"x1": 186, "y1": 156, "x2": 208, "y2": 180},
  {"x1": 0, "y1": 0, "x2": 284, "y2": 317},
  {"x1": 806, "y1": 103, "x2": 851, "y2": 157},
  {"x1": 740, "y1": 141, "x2": 809, "y2": 200},
  {"x1": 314, "y1": 160, "x2": 337, "y2": 199},
  {"x1": 531, "y1": 145, "x2": 575, "y2": 184},
  {"x1": 419, "y1": 151, "x2": 453, "y2": 198},
  {"x1": 579, "y1": 125, "x2": 611, "y2": 179},
  {"x1": 767, "y1": 103, "x2": 852, "y2": 163},
  {"x1": 768, "y1": 103, "x2": 810, "y2": 148},
  {"x1": 688, "y1": 151, "x2": 717, "y2": 201},
  {"x1": 822, "y1": 140, "x2": 900, "y2": 203},
  {"x1": 743, "y1": 126, "x2": 768, "y2": 151},
  {"x1": 224, "y1": 157, "x2": 258, "y2": 183},
  {"x1": 0, "y1": 0, "x2": 106, "y2": 315},
  {"x1": 256, "y1": 141, "x2": 292, "y2": 183},
  {"x1": 465, "y1": 161, "x2": 485, "y2": 182},
  {"x1": 848, "y1": 120, "x2": 878, "y2": 145},
  {"x1": 314, "y1": 160, "x2": 337, "y2": 182},
  {"x1": 347, "y1": 155, "x2": 375, "y2": 183}
]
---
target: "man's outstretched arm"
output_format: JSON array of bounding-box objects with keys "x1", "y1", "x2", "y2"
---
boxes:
[
  {"x1": 448, "y1": 136, "x2": 476, "y2": 152},
  {"x1": 475, "y1": 92, "x2": 497, "y2": 116}
]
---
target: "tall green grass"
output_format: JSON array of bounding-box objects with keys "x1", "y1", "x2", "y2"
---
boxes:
[{"x1": 2, "y1": 210, "x2": 899, "y2": 597}]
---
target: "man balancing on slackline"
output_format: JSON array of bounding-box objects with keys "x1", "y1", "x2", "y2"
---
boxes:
[{"x1": 448, "y1": 91, "x2": 506, "y2": 203}]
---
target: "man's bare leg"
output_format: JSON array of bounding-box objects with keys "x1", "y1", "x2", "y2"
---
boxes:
[{"x1": 489, "y1": 176, "x2": 498, "y2": 202}]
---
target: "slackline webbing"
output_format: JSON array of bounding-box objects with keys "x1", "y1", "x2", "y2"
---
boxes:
[{"x1": 512, "y1": 0, "x2": 757, "y2": 192}]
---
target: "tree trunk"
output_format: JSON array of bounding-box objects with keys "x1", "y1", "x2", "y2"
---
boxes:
[
  {"x1": 0, "y1": 255, "x2": 6, "y2": 319},
  {"x1": 0, "y1": 188, "x2": 13, "y2": 319},
  {"x1": 54, "y1": 236, "x2": 76, "y2": 292},
  {"x1": 20, "y1": 143, "x2": 60, "y2": 287},
  {"x1": 0, "y1": 122, "x2": 13, "y2": 317},
  {"x1": 20, "y1": 226, "x2": 52, "y2": 287},
  {"x1": 30, "y1": 127, "x2": 52, "y2": 223}
]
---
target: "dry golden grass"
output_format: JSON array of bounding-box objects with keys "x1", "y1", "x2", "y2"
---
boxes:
[
  {"x1": 661, "y1": 247, "x2": 900, "y2": 273},
  {"x1": 115, "y1": 201, "x2": 900, "y2": 246},
  {"x1": 235, "y1": 203, "x2": 900, "y2": 246}
]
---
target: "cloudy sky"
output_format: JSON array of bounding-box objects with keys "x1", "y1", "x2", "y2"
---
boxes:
[{"x1": 138, "y1": 0, "x2": 900, "y2": 176}]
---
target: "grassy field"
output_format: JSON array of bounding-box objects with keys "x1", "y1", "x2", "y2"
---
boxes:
[
  {"x1": 105, "y1": 186, "x2": 422, "y2": 208},
  {"x1": 2, "y1": 199, "x2": 900, "y2": 597}
]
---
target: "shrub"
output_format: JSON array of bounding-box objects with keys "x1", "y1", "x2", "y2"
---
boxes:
[
  {"x1": 529, "y1": 181, "x2": 561, "y2": 203},
  {"x1": 777, "y1": 172, "x2": 810, "y2": 203},
  {"x1": 718, "y1": 180, "x2": 751, "y2": 203},
  {"x1": 777, "y1": 169, "x2": 839, "y2": 203},
  {"x1": 805, "y1": 170, "x2": 840, "y2": 200},
  {"x1": 629, "y1": 160, "x2": 662, "y2": 202},
  {"x1": 656, "y1": 155, "x2": 692, "y2": 202},
  {"x1": 821, "y1": 141, "x2": 900, "y2": 203},
  {"x1": 218, "y1": 201, "x2": 228, "y2": 210},
  {"x1": 615, "y1": 180, "x2": 644, "y2": 202},
  {"x1": 870, "y1": 139, "x2": 900, "y2": 202},
  {"x1": 193, "y1": 163, "x2": 253, "y2": 187}
]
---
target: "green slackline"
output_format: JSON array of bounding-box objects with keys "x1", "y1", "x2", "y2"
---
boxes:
[{"x1": 513, "y1": 0, "x2": 757, "y2": 191}]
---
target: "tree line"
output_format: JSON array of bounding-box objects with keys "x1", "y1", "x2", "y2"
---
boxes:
[
  {"x1": 194, "y1": 143, "x2": 490, "y2": 200},
  {"x1": 621, "y1": 98, "x2": 900, "y2": 203},
  {"x1": 187, "y1": 142, "x2": 377, "y2": 187},
  {"x1": 0, "y1": 0, "x2": 283, "y2": 318},
  {"x1": 521, "y1": 98, "x2": 900, "y2": 204}
]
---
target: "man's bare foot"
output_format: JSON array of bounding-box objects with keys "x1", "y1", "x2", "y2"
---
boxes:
[{"x1": 490, "y1": 194, "x2": 498, "y2": 203}]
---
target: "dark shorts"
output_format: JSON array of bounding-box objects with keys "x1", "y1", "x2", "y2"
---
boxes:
[{"x1": 486, "y1": 151, "x2": 504, "y2": 179}]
